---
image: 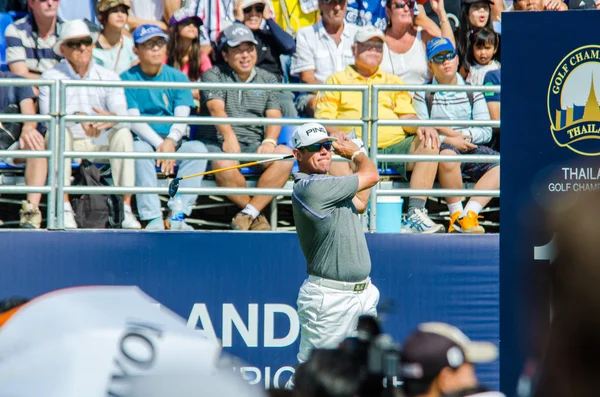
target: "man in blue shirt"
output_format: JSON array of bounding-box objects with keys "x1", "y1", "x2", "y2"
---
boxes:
[{"x1": 121, "y1": 24, "x2": 208, "y2": 231}]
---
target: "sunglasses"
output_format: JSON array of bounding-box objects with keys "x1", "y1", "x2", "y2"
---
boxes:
[
  {"x1": 64, "y1": 37, "x2": 94, "y2": 49},
  {"x1": 108, "y1": 5, "x2": 129, "y2": 14},
  {"x1": 431, "y1": 51, "x2": 457, "y2": 64},
  {"x1": 392, "y1": 0, "x2": 415, "y2": 8},
  {"x1": 358, "y1": 41, "x2": 384, "y2": 52},
  {"x1": 140, "y1": 38, "x2": 167, "y2": 49},
  {"x1": 243, "y1": 4, "x2": 265, "y2": 13},
  {"x1": 320, "y1": 0, "x2": 346, "y2": 5},
  {"x1": 302, "y1": 141, "x2": 334, "y2": 152}
]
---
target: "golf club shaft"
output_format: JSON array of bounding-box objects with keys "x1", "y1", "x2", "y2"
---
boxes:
[{"x1": 180, "y1": 154, "x2": 294, "y2": 181}]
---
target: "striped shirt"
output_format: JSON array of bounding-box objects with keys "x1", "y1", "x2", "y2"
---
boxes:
[
  {"x1": 197, "y1": 64, "x2": 281, "y2": 145},
  {"x1": 4, "y1": 14, "x2": 62, "y2": 74},
  {"x1": 39, "y1": 60, "x2": 129, "y2": 140},
  {"x1": 413, "y1": 74, "x2": 492, "y2": 145}
]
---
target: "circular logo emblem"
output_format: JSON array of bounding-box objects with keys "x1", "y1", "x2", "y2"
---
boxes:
[{"x1": 547, "y1": 45, "x2": 600, "y2": 156}]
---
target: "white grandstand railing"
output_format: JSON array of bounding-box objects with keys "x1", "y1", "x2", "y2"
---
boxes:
[
  {"x1": 0, "y1": 79, "x2": 58, "y2": 228},
  {"x1": 0, "y1": 80, "x2": 501, "y2": 230}
]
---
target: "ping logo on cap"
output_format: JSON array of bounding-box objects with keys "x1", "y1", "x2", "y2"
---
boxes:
[
  {"x1": 232, "y1": 27, "x2": 249, "y2": 36},
  {"x1": 304, "y1": 126, "x2": 326, "y2": 136}
]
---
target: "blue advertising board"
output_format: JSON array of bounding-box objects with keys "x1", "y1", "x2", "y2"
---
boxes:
[
  {"x1": 501, "y1": 10, "x2": 600, "y2": 394},
  {"x1": 0, "y1": 232, "x2": 499, "y2": 389}
]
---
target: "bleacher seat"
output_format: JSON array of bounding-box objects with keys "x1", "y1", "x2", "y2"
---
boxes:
[{"x1": 0, "y1": 12, "x2": 14, "y2": 72}]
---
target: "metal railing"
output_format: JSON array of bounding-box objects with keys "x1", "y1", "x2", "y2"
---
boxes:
[
  {"x1": 0, "y1": 80, "x2": 500, "y2": 231},
  {"x1": 0, "y1": 79, "x2": 57, "y2": 228}
]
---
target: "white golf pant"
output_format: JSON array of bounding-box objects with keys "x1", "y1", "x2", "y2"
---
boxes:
[{"x1": 295, "y1": 276, "x2": 380, "y2": 364}]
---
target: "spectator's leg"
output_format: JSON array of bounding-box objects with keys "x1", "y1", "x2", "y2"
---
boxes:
[
  {"x1": 406, "y1": 135, "x2": 439, "y2": 206},
  {"x1": 437, "y1": 148, "x2": 462, "y2": 207},
  {"x1": 22, "y1": 141, "x2": 47, "y2": 208},
  {"x1": 212, "y1": 159, "x2": 251, "y2": 209},
  {"x1": 171, "y1": 141, "x2": 208, "y2": 216},
  {"x1": 133, "y1": 140, "x2": 162, "y2": 222},
  {"x1": 250, "y1": 145, "x2": 293, "y2": 212},
  {"x1": 280, "y1": 91, "x2": 298, "y2": 118},
  {"x1": 468, "y1": 165, "x2": 499, "y2": 210},
  {"x1": 106, "y1": 127, "x2": 135, "y2": 206}
]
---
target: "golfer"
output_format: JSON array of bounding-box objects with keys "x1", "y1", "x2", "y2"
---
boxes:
[{"x1": 291, "y1": 122, "x2": 381, "y2": 364}]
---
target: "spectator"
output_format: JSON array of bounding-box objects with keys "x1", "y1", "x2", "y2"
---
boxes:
[
  {"x1": 511, "y1": 0, "x2": 567, "y2": 10},
  {"x1": 463, "y1": 27, "x2": 499, "y2": 86},
  {"x1": 166, "y1": 7, "x2": 212, "y2": 108},
  {"x1": 94, "y1": 0, "x2": 139, "y2": 75},
  {"x1": 58, "y1": 0, "x2": 98, "y2": 25},
  {"x1": 456, "y1": 0, "x2": 501, "y2": 78},
  {"x1": 121, "y1": 24, "x2": 208, "y2": 231},
  {"x1": 223, "y1": 0, "x2": 296, "y2": 117},
  {"x1": 39, "y1": 20, "x2": 141, "y2": 229},
  {"x1": 185, "y1": 0, "x2": 236, "y2": 46},
  {"x1": 482, "y1": 68, "x2": 500, "y2": 150},
  {"x1": 128, "y1": 0, "x2": 181, "y2": 32},
  {"x1": 380, "y1": 0, "x2": 455, "y2": 86},
  {"x1": 196, "y1": 24, "x2": 293, "y2": 231},
  {"x1": 400, "y1": 322, "x2": 499, "y2": 397},
  {"x1": 413, "y1": 38, "x2": 498, "y2": 234},
  {"x1": 0, "y1": 71, "x2": 47, "y2": 229},
  {"x1": 291, "y1": 0, "x2": 358, "y2": 118},
  {"x1": 316, "y1": 26, "x2": 445, "y2": 234},
  {"x1": 4, "y1": 0, "x2": 62, "y2": 85},
  {"x1": 270, "y1": 0, "x2": 319, "y2": 36}
]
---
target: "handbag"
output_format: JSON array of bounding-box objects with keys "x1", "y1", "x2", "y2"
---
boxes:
[{"x1": 0, "y1": 104, "x2": 22, "y2": 150}]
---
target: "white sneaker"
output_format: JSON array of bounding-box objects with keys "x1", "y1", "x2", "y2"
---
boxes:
[
  {"x1": 64, "y1": 209, "x2": 78, "y2": 229},
  {"x1": 122, "y1": 207, "x2": 142, "y2": 229},
  {"x1": 401, "y1": 208, "x2": 445, "y2": 234}
]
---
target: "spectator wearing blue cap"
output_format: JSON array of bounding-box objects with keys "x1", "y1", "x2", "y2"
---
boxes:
[
  {"x1": 413, "y1": 37, "x2": 499, "y2": 234},
  {"x1": 196, "y1": 23, "x2": 293, "y2": 231},
  {"x1": 121, "y1": 24, "x2": 209, "y2": 231}
]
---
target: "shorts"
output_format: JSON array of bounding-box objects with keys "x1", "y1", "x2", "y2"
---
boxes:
[
  {"x1": 439, "y1": 143, "x2": 499, "y2": 182},
  {"x1": 377, "y1": 135, "x2": 416, "y2": 180},
  {"x1": 199, "y1": 140, "x2": 263, "y2": 170}
]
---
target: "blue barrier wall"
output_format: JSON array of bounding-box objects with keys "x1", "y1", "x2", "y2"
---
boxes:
[{"x1": 0, "y1": 232, "x2": 499, "y2": 389}]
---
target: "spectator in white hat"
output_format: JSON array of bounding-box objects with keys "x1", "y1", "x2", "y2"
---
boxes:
[{"x1": 39, "y1": 19, "x2": 141, "y2": 229}]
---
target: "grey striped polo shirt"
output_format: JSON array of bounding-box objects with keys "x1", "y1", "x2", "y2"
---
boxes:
[
  {"x1": 4, "y1": 14, "x2": 62, "y2": 74},
  {"x1": 197, "y1": 64, "x2": 281, "y2": 145}
]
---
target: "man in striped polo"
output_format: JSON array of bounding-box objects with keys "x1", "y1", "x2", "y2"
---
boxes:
[
  {"x1": 4, "y1": 0, "x2": 62, "y2": 89},
  {"x1": 196, "y1": 24, "x2": 293, "y2": 231}
]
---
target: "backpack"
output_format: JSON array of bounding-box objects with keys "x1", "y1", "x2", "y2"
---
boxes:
[
  {"x1": 71, "y1": 160, "x2": 124, "y2": 229},
  {"x1": 425, "y1": 88, "x2": 474, "y2": 119}
]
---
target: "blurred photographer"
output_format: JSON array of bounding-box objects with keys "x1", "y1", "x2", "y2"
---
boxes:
[{"x1": 400, "y1": 323, "x2": 501, "y2": 397}]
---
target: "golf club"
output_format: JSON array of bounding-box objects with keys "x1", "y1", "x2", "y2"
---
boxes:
[{"x1": 168, "y1": 154, "x2": 294, "y2": 197}]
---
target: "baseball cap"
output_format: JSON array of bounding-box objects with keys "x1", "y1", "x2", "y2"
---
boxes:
[
  {"x1": 133, "y1": 24, "x2": 168, "y2": 44},
  {"x1": 400, "y1": 322, "x2": 498, "y2": 381},
  {"x1": 426, "y1": 37, "x2": 456, "y2": 60},
  {"x1": 240, "y1": 0, "x2": 266, "y2": 9},
  {"x1": 221, "y1": 23, "x2": 258, "y2": 47},
  {"x1": 96, "y1": 0, "x2": 130, "y2": 14},
  {"x1": 354, "y1": 26, "x2": 385, "y2": 44},
  {"x1": 169, "y1": 7, "x2": 204, "y2": 27},
  {"x1": 292, "y1": 122, "x2": 338, "y2": 149}
]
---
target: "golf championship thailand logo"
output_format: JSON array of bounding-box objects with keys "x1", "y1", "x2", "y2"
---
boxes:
[{"x1": 548, "y1": 45, "x2": 600, "y2": 156}]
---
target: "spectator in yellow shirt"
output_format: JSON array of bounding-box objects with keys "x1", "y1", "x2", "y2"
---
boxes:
[{"x1": 315, "y1": 26, "x2": 445, "y2": 233}]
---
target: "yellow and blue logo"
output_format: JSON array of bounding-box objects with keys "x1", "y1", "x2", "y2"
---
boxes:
[{"x1": 548, "y1": 45, "x2": 600, "y2": 156}]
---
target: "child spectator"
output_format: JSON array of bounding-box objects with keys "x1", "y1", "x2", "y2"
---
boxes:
[
  {"x1": 464, "y1": 27, "x2": 499, "y2": 86},
  {"x1": 414, "y1": 38, "x2": 499, "y2": 234},
  {"x1": 455, "y1": 0, "x2": 499, "y2": 76},
  {"x1": 94, "y1": 0, "x2": 139, "y2": 75}
]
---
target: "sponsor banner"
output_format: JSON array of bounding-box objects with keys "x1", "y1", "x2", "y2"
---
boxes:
[
  {"x1": 501, "y1": 11, "x2": 600, "y2": 394},
  {"x1": 0, "y1": 232, "x2": 499, "y2": 389}
]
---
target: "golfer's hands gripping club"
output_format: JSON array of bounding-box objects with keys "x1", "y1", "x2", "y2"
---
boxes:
[{"x1": 333, "y1": 139, "x2": 362, "y2": 160}]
